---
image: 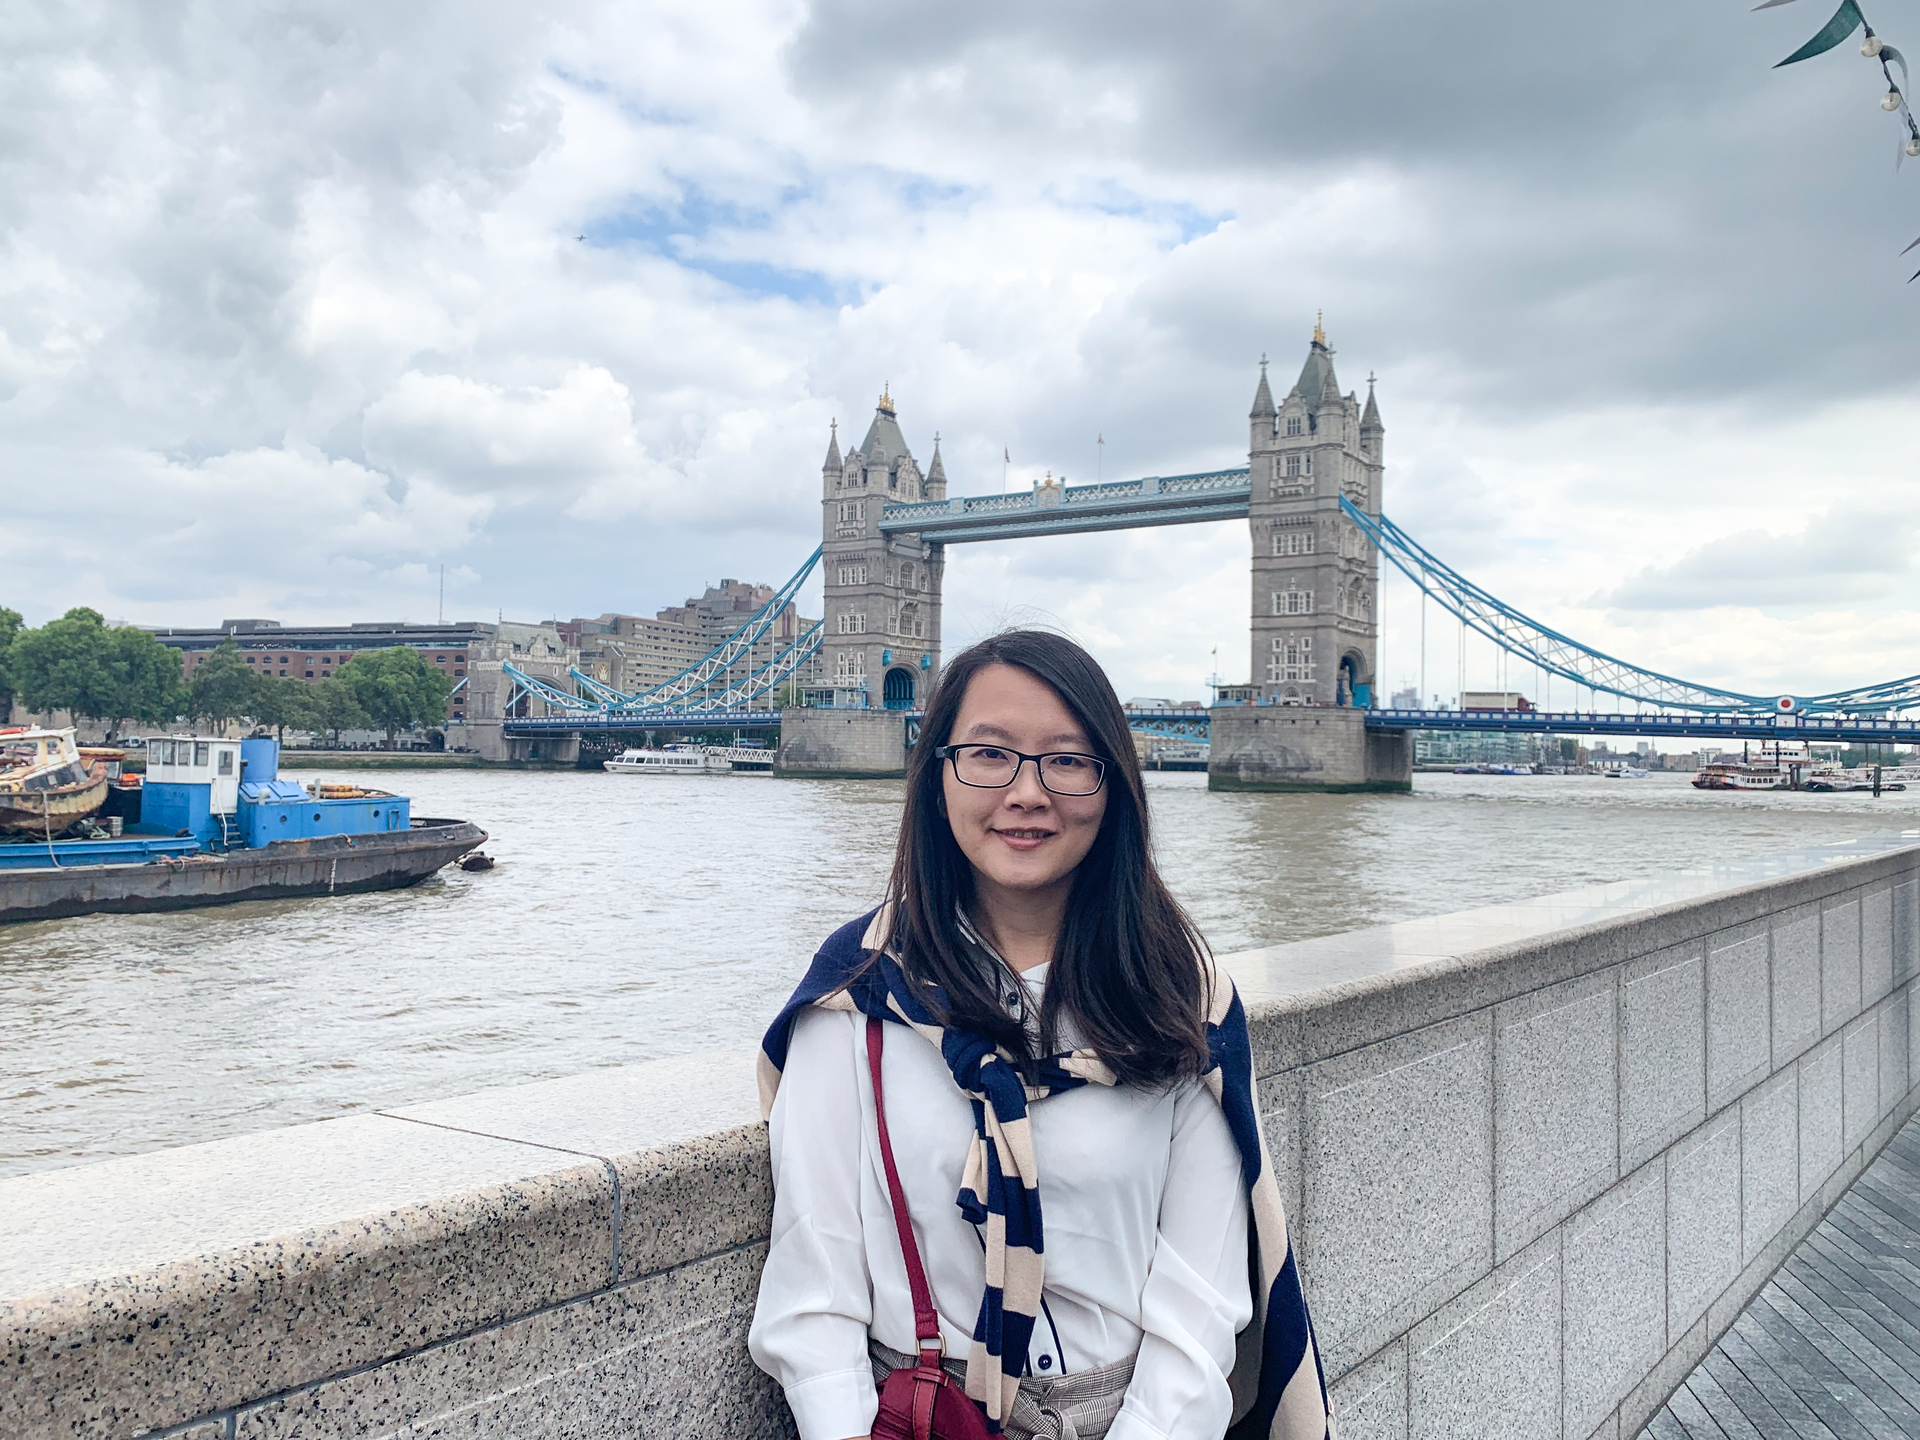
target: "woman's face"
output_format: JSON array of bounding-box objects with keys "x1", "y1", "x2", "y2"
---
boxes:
[{"x1": 940, "y1": 662, "x2": 1109, "y2": 901}]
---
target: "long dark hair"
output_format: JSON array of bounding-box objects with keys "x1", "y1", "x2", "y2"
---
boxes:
[{"x1": 881, "y1": 629, "x2": 1211, "y2": 1087}]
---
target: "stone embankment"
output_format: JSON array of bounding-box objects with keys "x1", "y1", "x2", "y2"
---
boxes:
[{"x1": 5, "y1": 838, "x2": 1918, "y2": 1439}]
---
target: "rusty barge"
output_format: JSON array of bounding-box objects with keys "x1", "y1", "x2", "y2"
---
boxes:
[{"x1": 1, "y1": 736, "x2": 484, "y2": 924}]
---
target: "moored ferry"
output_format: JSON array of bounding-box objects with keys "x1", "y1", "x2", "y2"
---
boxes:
[
  {"x1": 1, "y1": 737, "x2": 484, "y2": 924},
  {"x1": 1691, "y1": 749, "x2": 1845, "y2": 791},
  {"x1": 603, "y1": 744, "x2": 772, "y2": 775}
]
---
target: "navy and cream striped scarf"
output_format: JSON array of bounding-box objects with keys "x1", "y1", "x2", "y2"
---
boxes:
[{"x1": 757, "y1": 907, "x2": 1334, "y2": 1440}]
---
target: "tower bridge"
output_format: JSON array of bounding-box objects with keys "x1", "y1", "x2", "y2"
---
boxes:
[
  {"x1": 498, "y1": 324, "x2": 1920, "y2": 787},
  {"x1": 807, "y1": 319, "x2": 1383, "y2": 719}
]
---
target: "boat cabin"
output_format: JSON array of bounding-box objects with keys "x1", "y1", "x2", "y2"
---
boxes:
[
  {"x1": 145, "y1": 737, "x2": 242, "y2": 814},
  {"x1": 131, "y1": 737, "x2": 408, "y2": 848},
  {"x1": 0, "y1": 727, "x2": 81, "y2": 776}
]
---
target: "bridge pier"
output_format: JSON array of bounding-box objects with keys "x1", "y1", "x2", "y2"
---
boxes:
[
  {"x1": 507, "y1": 733, "x2": 579, "y2": 766},
  {"x1": 775, "y1": 708, "x2": 907, "y2": 779},
  {"x1": 1207, "y1": 706, "x2": 1411, "y2": 792}
]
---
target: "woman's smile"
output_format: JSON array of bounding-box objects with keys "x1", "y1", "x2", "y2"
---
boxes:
[{"x1": 990, "y1": 824, "x2": 1056, "y2": 851}]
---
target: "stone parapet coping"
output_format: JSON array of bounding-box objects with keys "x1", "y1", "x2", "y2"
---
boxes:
[{"x1": 4, "y1": 832, "x2": 1918, "y2": 1439}]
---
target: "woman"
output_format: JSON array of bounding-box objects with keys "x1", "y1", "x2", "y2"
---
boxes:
[{"x1": 752, "y1": 631, "x2": 1330, "y2": 1440}]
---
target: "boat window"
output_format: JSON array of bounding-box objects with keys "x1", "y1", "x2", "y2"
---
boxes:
[
  {"x1": 218, "y1": 750, "x2": 233, "y2": 775},
  {"x1": 153, "y1": 740, "x2": 173, "y2": 765},
  {"x1": 195, "y1": 742, "x2": 210, "y2": 766}
]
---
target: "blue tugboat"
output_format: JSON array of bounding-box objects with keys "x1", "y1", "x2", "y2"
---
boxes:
[{"x1": 0, "y1": 736, "x2": 485, "y2": 924}]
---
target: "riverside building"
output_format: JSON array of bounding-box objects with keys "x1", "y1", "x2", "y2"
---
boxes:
[{"x1": 151, "y1": 620, "x2": 487, "y2": 724}]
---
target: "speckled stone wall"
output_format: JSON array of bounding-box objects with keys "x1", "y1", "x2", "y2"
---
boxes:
[{"x1": 5, "y1": 838, "x2": 1918, "y2": 1440}]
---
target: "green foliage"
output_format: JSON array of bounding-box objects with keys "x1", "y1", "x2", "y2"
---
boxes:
[
  {"x1": 110, "y1": 626, "x2": 186, "y2": 729},
  {"x1": 0, "y1": 606, "x2": 22, "y2": 714},
  {"x1": 310, "y1": 677, "x2": 372, "y2": 744},
  {"x1": 8, "y1": 608, "x2": 184, "y2": 734},
  {"x1": 11, "y1": 608, "x2": 118, "y2": 720},
  {"x1": 334, "y1": 648, "x2": 451, "y2": 746},
  {"x1": 251, "y1": 675, "x2": 325, "y2": 741},
  {"x1": 186, "y1": 641, "x2": 259, "y2": 729}
]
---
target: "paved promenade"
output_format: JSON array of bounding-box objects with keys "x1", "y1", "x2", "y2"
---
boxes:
[{"x1": 1641, "y1": 1112, "x2": 1920, "y2": 1440}]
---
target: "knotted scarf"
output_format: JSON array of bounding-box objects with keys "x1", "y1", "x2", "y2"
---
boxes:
[{"x1": 758, "y1": 906, "x2": 1334, "y2": 1440}]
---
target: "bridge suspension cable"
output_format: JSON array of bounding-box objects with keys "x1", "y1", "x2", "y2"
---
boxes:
[
  {"x1": 1342, "y1": 498, "x2": 1920, "y2": 716},
  {"x1": 501, "y1": 547, "x2": 825, "y2": 718}
]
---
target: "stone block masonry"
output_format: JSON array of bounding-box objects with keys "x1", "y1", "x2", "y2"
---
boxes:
[
  {"x1": 774, "y1": 707, "x2": 909, "y2": 778},
  {"x1": 6, "y1": 837, "x2": 1920, "y2": 1439},
  {"x1": 1208, "y1": 704, "x2": 1412, "y2": 791}
]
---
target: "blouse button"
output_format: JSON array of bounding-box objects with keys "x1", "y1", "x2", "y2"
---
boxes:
[{"x1": 1037, "y1": 1354, "x2": 1053, "y2": 1371}]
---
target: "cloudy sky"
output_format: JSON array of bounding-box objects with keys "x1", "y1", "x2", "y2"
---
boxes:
[{"x1": 4, "y1": 0, "x2": 1915, "y2": 703}]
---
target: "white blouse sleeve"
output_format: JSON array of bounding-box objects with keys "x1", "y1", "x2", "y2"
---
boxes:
[
  {"x1": 1107, "y1": 1079, "x2": 1255, "y2": 1440},
  {"x1": 748, "y1": 1008, "x2": 879, "y2": 1440}
]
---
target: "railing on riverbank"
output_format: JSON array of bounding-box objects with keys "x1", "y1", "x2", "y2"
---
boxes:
[{"x1": 4, "y1": 839, "x2": 1918, "y2": 1440}]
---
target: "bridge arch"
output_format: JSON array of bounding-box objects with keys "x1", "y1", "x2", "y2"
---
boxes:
[
  {"x1": 882, "y1": 666, "x2": 916, "y2": 710},
  {"x1": 1338, "y1": 650, "x2": 1367, "y2": 708}
]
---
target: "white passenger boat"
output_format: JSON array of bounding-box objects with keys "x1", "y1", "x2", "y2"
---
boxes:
[
  {"x1": 1692, "y1": 750, "x2": 1846, "y2": 791},
  {"x1": 603, "y1": 746, "x2": 732, "y2": 775}
]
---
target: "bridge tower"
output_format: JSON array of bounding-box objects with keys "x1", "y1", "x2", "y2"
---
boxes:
[
  {"x1": 1247, "y1": 318, "x2": 1385, "y2": 707},
  {"x1": 1211, "y1": 321, "x2": 1408, "y2": 791},
  {"x1": 815, "y1": 389, "x2": 946, "y2": 710}
]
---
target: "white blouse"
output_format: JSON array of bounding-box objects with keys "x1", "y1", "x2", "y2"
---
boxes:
[{"x1": 749, "y1": 962, "x2": 1252, "y2": 1440}]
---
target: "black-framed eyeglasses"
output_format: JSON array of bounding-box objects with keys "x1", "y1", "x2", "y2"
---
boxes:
[{"x1": 934, "y1": 744, "x2": 1109, "y2": 796}]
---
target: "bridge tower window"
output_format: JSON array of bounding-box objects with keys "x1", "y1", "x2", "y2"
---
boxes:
[
  {"x1": 1273, "y1": 589, "x2": 1314, "y2": 616},
  {"x1": 1273, "y1": 529, "x2": 1314, "y2": 557},
  {"x1": 1285, "y1": 417, "x2": 1302, "y2": 436},
  {"x1": 836, "y1": 612, "x2": 867, "y2": 634},
  {"x1": 1267, "y1": 636, "x2": 1314, "y2": 683}
]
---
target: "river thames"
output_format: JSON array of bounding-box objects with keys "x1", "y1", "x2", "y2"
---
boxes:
[{"x1": 5, "y1": 766, "x2": 1919, "y2": 1178}]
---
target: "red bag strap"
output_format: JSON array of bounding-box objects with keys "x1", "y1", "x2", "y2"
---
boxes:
[{"x1": 867, "y1": 1016, "x2": 945, "y2": 1363}]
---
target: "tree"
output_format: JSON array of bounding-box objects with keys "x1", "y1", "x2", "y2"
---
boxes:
[
  {"x1": 335, "y1": 647, "x2": 452, "y2": 747},
  {"x1": 10, "y1": 608, "x2": 118, "y2": 723},
  {"x1": 252, "y1": 676, "x2": 325, "y2": 743},
  {"x1": 0, "y1": 606, "x2": 21, "y2": 718},
  {"x1": 6, "y1": 609, "x2": 184, "y2": 738},
  {"x1": 106, "y1": 626, "x2": 185, "y2": 737},
  {"x1": 311, "y1": 678, "x2": 371, "y2": 745},
  {"x1": 187, "y1": 641, "x2": 259, "y2": 731}
]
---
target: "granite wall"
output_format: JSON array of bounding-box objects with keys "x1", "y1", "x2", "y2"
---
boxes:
[
  {"x1": 5, "y1": 837, "x2": 1918, "y2": 1440},
  {"x1": 1207, "y1": 706, "x2": 1413, "y2": 793},
  {"x1": 774, "y1": 707, "x2": 908, "y2": 778}
]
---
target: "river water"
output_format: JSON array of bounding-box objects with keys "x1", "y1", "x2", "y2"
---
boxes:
[{"x1": 5, "y1": 768, "x2": 1919, "y2": 1179}]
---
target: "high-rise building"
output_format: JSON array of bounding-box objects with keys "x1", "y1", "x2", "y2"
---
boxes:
[{"x1": 565, "y1": 581, "x2": 819, "y2": 703}]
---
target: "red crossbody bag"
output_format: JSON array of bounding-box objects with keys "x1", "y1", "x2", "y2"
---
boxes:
[{"x1": 866, "y1": 1016, "x2": 993, "y2": 1440}]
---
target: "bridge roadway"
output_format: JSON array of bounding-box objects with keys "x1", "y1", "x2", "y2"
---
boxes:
[
  {"x1": 503, "y1": 707, "x2": 1920, "y2": 746},
  {"x1": 877, "y1": 467, "x2": 1253, "y2": 543},
  {"x1": 1368, "y1": 709, "x2": 1920, "y2": 746},
  {"x1": 499, "y1": 708, "x2": 1210, "y2": 738},
  {"x1": 504, "y1": 711, "x2": 784, "y2": 735}
]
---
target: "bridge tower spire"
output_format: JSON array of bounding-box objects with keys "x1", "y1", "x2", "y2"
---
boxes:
[
  {"x1": 1246, "y1": 320, "x2": 1385, "y2": 708},
  {"x1": 818, "y1": 393, "x2": 945, "y2": 711}
]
